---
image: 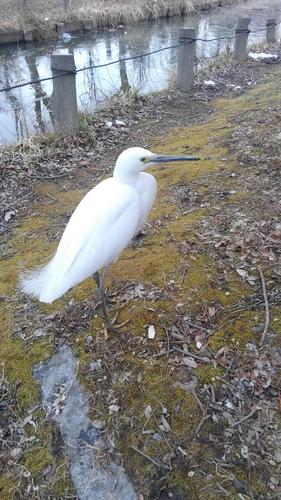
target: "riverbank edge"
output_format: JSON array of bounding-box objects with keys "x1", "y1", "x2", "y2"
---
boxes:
[{"x1": 0, "y1": 0, "x2": 239, "y2": 46}]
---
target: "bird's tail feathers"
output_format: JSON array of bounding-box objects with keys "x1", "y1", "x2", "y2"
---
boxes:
[{"x1": 19, "y1": 261, "x2": 54, "y2": 303}]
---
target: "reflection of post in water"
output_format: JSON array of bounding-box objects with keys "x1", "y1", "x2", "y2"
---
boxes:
[
  {"x1": 0, "y1": 59, "x2": 25, "y2": 141},
  {"x1": 85, "y1": 50, "x2": 99, "y2": 106},
  {"x1": 62, "y1": 0, "x2": 70, "y2": 11},
  {"x1": 25, "y1": 52, "x2": 55, "y2": 134},
  {"x1": 118, "y1": 34, "x2": 131, "y2": 92}
]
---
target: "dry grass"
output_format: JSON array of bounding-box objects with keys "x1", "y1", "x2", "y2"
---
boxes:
[{"x1": 0, "y1": 0, "x2": 240, "y2": 39}]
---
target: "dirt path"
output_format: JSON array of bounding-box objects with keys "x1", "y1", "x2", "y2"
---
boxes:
[{"x1": 0, "y1": 49, "x2": 281, "y2": 498}]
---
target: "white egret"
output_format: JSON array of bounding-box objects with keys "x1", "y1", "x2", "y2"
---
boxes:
[{"x1": 19, "y1": 147, "x2": 200, "y2": 325}]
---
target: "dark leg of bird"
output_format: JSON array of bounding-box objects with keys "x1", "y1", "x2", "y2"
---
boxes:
[
  {"x1": 93, "y1": 266, "x2": 109, "y2": 324},
  {"x1": 92, "y1": 271, "x2": 101, "y2": 288},
  {"x1": 92, "y1": 267, "x2": 130, "y2": 331}
]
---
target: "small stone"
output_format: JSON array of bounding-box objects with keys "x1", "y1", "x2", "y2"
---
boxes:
[
  {"x1": 10, "y1": 448, "x2": 22, "y2": 458},
  {"x1": 234, "y1": 477, "x2": 244, "y2": 490},
  {"x1": 90, "y1": 360, "x2": 102, "y2": 371},
  {"x1": 152, "y1": 433, "x2": 162, "y2": 441}
]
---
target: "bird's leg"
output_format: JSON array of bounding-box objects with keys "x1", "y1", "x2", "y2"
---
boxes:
[
  {"x1": 93, "y1": 266, "x2": 110, "y2": 325},
  {"x1": 92, "y1": 270, "x2": 101, "y2": 289},
  {"x1": 99, "y1": 265, "x2": 110, "y2": 325},
  {"x1": 92, "y1": 267, "x2": 130, "y2": 332}
]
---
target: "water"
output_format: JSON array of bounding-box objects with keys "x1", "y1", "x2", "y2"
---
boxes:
[
  {"x1": 0, "y1": 0, "x2": 280, "y2": 143},
  {"x1": 33, "y1": 344, "x2": 137, "y2": 500}
]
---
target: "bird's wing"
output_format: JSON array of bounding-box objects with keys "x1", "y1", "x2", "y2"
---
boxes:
[
  {"x1": 38, "y1": 178, "x2": 142, "y2": 301},
  {"x1": 135, "y1": 172, "x2": 157, "y2": 233}
]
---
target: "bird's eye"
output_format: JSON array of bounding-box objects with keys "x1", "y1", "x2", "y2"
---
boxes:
[{"x1": 140, "y1": 156, "x2": 146, "y2": 162}]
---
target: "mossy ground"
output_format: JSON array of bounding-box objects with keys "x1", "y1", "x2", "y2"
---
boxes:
[{"x1": 1, "y1": 52, "x2": 281, "y2": 498}]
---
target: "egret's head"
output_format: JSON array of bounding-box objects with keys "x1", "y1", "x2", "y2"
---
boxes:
[{"x1": 114, "y1": 147, "x2": 200, "y2": 183}]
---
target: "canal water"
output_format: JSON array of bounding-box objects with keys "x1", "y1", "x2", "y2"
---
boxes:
[{"x1": 0, "y1": 0, "x2": 279, "y2": 143}]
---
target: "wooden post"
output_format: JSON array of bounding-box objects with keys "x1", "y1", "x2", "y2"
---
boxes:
[
  {"x1": 50, "y1": 54, "x2": 78, "y2": 136},
  {"x1": 84, "y1": 19, "x2": 93, "y2": 31},
  {"x1": 56, "y1": 23, "x2": 65, "y2": 35},
  {"x1": 234, "y1": 18, "x2": 251, "y2": 60},
  {"x1": 266, "y1": 19, "x2": 276, "y2": 43},
  {"x1": 23, "y1": 30, "x2": 33, "y2": 42},
  {"x1": 176, "y1": 28, "x2": 196, "y2": 92}
]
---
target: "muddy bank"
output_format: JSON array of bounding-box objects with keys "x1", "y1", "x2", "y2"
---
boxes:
[{"x1": 0, "y1": 0, "x2": 241, "y2": 43}]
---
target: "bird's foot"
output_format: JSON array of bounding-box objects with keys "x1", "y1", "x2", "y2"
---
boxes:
[{"x1": 102, "y1": 311, "x2": 130, "y2": 338}]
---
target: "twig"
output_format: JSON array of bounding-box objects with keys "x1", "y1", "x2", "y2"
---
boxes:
[
  {"x1": 226, "y1": 301, "x2": 263, "y2": 314},
  {"x1": 162, "y1": 324, "x2": 170, "y2": 357},
  {"x1": 216, "y1": 460, "x2": 236, "y2": 469},
  {"x1": 216, "y1": 314, "x2": 242, "y2": 331},
  {"x1": 215, "y1": 482, "x2": 230, "y2": 495},
  {"x1": 230, "y1": 406, "x2": 259, "y2": 427},
  {"x1": 192, "y1": 390, "x2": 205, "y2": 414},
  {"x1": 195, "y1": 414, "x2": 211, "y2": 434},
  {"x1": 209, "y1": 384, "x2": 216, "y2": 404},
  {"x1": 170, "y1": 331, "x2": 185, "y2": 341},
  {"x1": 258, "y1": 267, "x2": 270, "y2": 347},
  {"x1": 209, "y1": 403, "x2": 225, "y2": 412},
  {"x1": 225, "y1": 387, "x2": 243, "y2": 434},
  {"x1": 172, "y1": 346, "x2": 211, "y2": 364},
  {"x1": 46, "y1": 192, "x2": 57, "y2": 201},
  {"x1": 131, "y1": 445, "x2": 160, "y2": 467},
  {"x1": 183, "y1": 320, "x2": 211, "y2": 333},
  {"x1": 150, "y1": 410, "x2": 173, "y2": 452},
  {"x1": 180, "y1": 265, "x2": 188, "y2": 285},
  {"x1": 150, "y1": 324, "x2": 171, "y2": 357},
  {"x1": 247, "y1": 453, "x2": 255, "y2": 500},
  {"x1": 152, "y1": 348, "x2": 173, "y2": 358}
]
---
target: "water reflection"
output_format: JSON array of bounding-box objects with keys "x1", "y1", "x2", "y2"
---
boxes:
[{"x1": 0, "y1": 0, "x2": 279, "y2": 142}]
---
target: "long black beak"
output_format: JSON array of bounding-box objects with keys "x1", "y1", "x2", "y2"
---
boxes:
[{"x1": 149, "y1": 154, "x2": 200, "y2": 163}]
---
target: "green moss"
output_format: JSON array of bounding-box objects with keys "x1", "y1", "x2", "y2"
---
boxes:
[
  {"x1": 23, "y1": 445, "x2": 53, "y2": 479},
  {"x1": 195, "y1": 364, "x2": 223, "y2": 385}
]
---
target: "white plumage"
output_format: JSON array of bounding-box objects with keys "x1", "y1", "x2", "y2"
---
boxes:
[{"x1": 19, "y1": 147, "x2": 199, "y2": 311}]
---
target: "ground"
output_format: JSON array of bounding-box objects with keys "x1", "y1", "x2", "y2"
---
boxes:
[{"x1": 0, "y1": 41, "x2": 281, "y2": 499}]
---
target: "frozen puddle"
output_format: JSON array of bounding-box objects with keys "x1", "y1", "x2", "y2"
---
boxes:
[{"x1": 33, "y1": 343, "x2": 137, "y2": 500}]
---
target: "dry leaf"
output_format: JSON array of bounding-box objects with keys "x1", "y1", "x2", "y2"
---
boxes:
[
  {"x1": 92, "y1": 419, "x2": 105, "y2": 429},
  {"x1": 208, "y1": 307, "x2": 216, "y2": 317},
  {"x1": 182, "y1": 357, "x2": 198, "y2": 368},
  {"x1": 173, "y1": 379, "x2": 197, "y2": 394},
  {"x1": 108, "y1": 404, "x2": 120, "y2": 414},
  {"x1": 241, "y1": 445, "x2": 249, "y2": 459},
  {"x1": 160, "y1": 414, "x2": 171, "y2": 432},
  {"x1": 144, "y1": 405, "x2": 152, "y2": 419},
  {"x1": 4, "y1": 210, "x2": 15, "y2": 222},
  {"x1": 236, "y1": 268, "x2": 248, "y2": 279},
  {"x1": 20, "y1": 415, "x2": 36, "y2": 429}
]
